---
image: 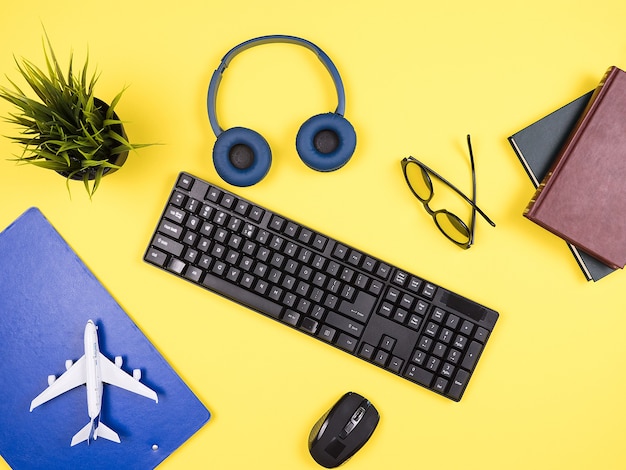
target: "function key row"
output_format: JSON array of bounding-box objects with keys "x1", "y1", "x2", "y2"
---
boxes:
[
  {"x1": 268, "y1": 215, "x2": 329, "y2": 252},
  {"x1": 173, "y1": 178, "x2": 266, "y2": 223}
]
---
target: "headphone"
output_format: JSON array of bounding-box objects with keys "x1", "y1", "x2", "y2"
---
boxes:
[{"x1": 207, "y1": 35, "x2": 357, "y2": 187}]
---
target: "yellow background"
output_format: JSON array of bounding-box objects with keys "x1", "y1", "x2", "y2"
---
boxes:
[{"x1": 2, "y1": 1, "x2": 626, "y2": 468}]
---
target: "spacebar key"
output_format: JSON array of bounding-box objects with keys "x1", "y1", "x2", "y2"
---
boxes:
[{"x1": 201, "y1": 273, "x2": 282, "y2": 319}]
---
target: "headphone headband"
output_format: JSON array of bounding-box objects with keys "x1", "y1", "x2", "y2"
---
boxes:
[{"x1": 207, "y1": 35, "x2": 347, "y2": 137}]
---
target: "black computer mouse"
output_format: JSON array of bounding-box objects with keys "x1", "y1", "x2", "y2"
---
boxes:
[{"x1": 308, "y1": 392, "x2": 380, "y2": 468}]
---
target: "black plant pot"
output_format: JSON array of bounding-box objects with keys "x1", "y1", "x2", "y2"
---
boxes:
[{"x1": 57, "y1": 97, "x2": 129, "y2": 181}]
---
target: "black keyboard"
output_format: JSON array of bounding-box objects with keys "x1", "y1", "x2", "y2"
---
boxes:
[{"x1": 144, "y1": 172, "x2": 499, "y2": 401}]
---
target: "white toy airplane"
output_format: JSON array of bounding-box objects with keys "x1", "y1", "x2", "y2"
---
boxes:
[{"x1": 30, "y1": 320, "x2": 158, "y2": 446}]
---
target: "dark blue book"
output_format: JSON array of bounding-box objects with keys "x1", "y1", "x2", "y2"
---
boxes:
[
  {"x1": 0, "y1": 208, "x2": 210, "y2": 469},
  {"x1": 508, "y1": 91, "x2": 615, "y2": 281}
]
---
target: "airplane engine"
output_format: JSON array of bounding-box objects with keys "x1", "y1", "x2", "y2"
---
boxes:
[
  {"x1": 115, "y1": 356, "x2": 123, "y2": 368},
  {"x1": 132, "y1": 369, "x2": 141, "y2": 381},
  {"x1": 48, "y1": 375, "x2": 56, "y2": 386},
  {"x1": 65, "y1": 360, "x2": 73, "y2": 370}
]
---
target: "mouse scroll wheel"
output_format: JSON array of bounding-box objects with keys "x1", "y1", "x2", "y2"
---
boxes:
[{"x1": 340, "y1": 406, "x2": 366, "y2": 439}]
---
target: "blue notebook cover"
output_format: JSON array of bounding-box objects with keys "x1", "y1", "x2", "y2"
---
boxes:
[{"x1": 0, "y1": 208, "x2": 210, "y2": 469}]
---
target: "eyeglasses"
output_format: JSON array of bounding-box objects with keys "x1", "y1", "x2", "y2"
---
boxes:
[{"x1": 400, "y1": 135, "x2": 495, "y2": 249}]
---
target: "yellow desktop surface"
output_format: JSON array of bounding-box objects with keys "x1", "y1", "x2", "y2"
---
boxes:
[{"x1": 1, "y1": 1, "x2": 626, "y2": 468}]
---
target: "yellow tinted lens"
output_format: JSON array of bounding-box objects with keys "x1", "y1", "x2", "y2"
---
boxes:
[
  {"x1": 434, "y1": 212, "x2": 470, "y2": 244},
  {"x1": 405, "y1": 162, "x2": 433, "y2": 201}
]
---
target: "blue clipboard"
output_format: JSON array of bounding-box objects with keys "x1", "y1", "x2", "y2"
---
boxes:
[{"x1": 0, "y1": 208, "x2": 210, "y2": 469}]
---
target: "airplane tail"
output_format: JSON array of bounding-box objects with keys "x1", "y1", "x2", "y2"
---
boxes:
[
  {"x1": 70, "y1": 421, "x2": 93, "y2": 446},
  {"x1": 95, "y1": 421, "x2": 121, "y2": 444},
  {"x1": 70, "y1": 419, "x2": 120, "y2": 446}
]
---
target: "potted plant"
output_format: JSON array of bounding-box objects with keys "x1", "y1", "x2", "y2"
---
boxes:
[{"x1": 0, "y1": 32, "x2": 152, "y2": 197}]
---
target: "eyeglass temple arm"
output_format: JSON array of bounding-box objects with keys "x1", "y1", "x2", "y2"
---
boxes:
[
  {"x1": 467, "y1": 134, "x2": 478, "y2": 240},
  {"x1": 466, "y1": 134, "x2": 496, "y2": 227}
]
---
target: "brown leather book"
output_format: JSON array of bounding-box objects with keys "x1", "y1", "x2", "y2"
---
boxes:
[{"x1": 524, "y1": 66, "x2": 626, "y2": 270}]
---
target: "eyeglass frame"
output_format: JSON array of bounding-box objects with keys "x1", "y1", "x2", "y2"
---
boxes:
[{"x1": 400, "y1": 135, "x2": 495, "y2": 249}]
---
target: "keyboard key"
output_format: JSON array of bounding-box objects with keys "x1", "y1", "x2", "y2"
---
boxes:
[
  {"x1": 201, "y1": 271, "x2": 282, "y2": 319},
  {"x1": 453, "y1": 335, "x2": 468, "y2": 350},
  {"x1": 378, "y1": 302, "x2": 393, "y2": 317},
  {"x1": 298, "y1": 228, "x2": 313, "y2": 244},
  {"x1": 220, "y1": 194, "x2": 236, "y2": 209},
  {"x1": 412, "y1": 350, "x2": 427, "y2": 366},
  {"x1": 325, "y1": 312, "x2": 364, "y2": 337},
  {"x1": 235, "y1": 200, "x2": 250, "y2": 216},
  {"x1": 460, "y1": 320, "x2": 474, "y2": 336},
  {"x1": 399, "y1": 293, "x2": 413, "y2": 310},
  {"x1": 461, "y1": 341, "x2": 483, "y2": 370},
  {"x1": 440, "y1": 363, "x2": 455, "y2": 378},
  {"x1": 347, "y1": 250, "x2": 362, "y2": 266},
  {"x1": 168, "y1": 258, "x2": 185, "y2": 274},
  {"x1": 283, "y1": 222, "x2": 299, "y2": 237},
  {"x1": 374, "y1": 350, "x2": 389, "y2": 366},
  {"x1": 312, "y1": 234, "x2": 328, "y2": 251},
  {"x1": 177, "y1": 174, "x2": 194, "y2": 190},
  {"x1": 270, "y1": 215, "x2": 285, "y2": 231},
  {"x1": 362, "y1": 257, "x2": 377, "y2": 272},
  {"x1": 165, "y1": 205, "x2": 185, "y2": 224},
  {"x1": 335, "y1": 333, "x2": 358, "y2": 352},
  {"x1": 405, "y1": 365, "x2": 434, "y2": 387},
  {"x1": 445, "y1": 314, "x2": 460, "y2": 329},
  {"x1": 300, "y1": 317, "x2": 318, "y2": 334},
  {"x1": 439, "y1": 328, "x2": 453, "y2": 343},
  {"x1": 318, "y1": 325, "x2": 336, "y2": 342},
  {"x1": 368, "y1": 280, "x2": 383, "y2": 296},
  {"x1": 418, "y1": 336, "x2": 433, "y2": 351},
  {"x1": 426, "y1": 357, "x2": 440, "y2": 372},
  {"x1": 159, "y1": 220, "x2": 183, "y2": 239},
  {"x1": 376, "y1": 263, "x2": 391, "y2": 279},
  {"x1": 432, "y1": 342, "x2": 446, "y2": 358},
  {"x1": 434, "y1": 377, "x2": 448, "y2": 393},
  {"x1": 474, "y1": 327, "x2": 489, "y2": 343},
  {"x1": 392, "y1": 270, "x2": 408, "y2": 287},
  {"x1": 407, "y1": 277, "x2": 422, "y2": 293},
  {"x1": 388, "y1": 356, "x2": 403, "y2": 373},
  {"x1": 407, "y1": 314, "x2": 422, "y2": 330},
  {"x1": 283, "y1": 310, "x2": 300, "y2": 326},
  {"x1": 153, "y1": 235, "x2": 184, "y2": 257},
  {"x1": 380, "y1": 335, "x2": 396, "y2": 351},
  {"x1": 249, "y1": 206, "x2": 264, "y2": 222},
  {"x1": 425, "y1": 322, "x2": 439, "y2": 337},
  {"x1": 359, "y1": 343, "x2": 375, "y2": 360},
  {"x1": 170, "y1": 190, "x2": 186, "y2": 206},
  {"x1": 185, "y1": 198, "x2": 200, "y2": 213},
  {"x1": 431, "y1": 307, "x2": 446, "y2": 322},
  {"x1": 205, "y1": 186, "x2": 221, "y2": 202},
  {"x1": 422, "y1": 283, "x2": 437, "y2": 299},
  {"x1": 145, "y1": 248, "x2": 167, "y2": 267},
  {"x1": 448, "y1": 369, "x2": 470, "y2": 401},
  {"x1": 338, "y1": 291, "x2": 376, "y2": 322},
  {"x1": 184, "y1": 266, "x2": 203, "y2": 282},
  {"x1": 393, "y1": 309, "x2": 407, "y2": 323},
  {"x1": 332, "y1": 244, "x2": 349, "y2": 260}
]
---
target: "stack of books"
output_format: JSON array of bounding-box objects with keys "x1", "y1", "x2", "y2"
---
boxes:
[{"x1": 509, "y1": 66, "x2": 626, "y2": 281}]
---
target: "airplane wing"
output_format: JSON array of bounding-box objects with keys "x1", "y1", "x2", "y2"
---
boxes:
[
  {"x1": 30, "y1": 355, "x2": 87, "y2": 411},
  {"x1": 99, "y1": 353, "x2": 158, "y2": 402}
]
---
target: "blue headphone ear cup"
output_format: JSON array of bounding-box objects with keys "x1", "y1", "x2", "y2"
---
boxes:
[
  {"x1": 296, "y1": 113, "x2": 356, "y2": 172},
  {"x1": 212, "y1": 127, "x2": 272, "y2": 187}
]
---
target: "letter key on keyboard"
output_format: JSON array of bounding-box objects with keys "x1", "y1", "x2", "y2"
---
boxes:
[{"x1": 144, "y1": 173, "x2": 499, "y2": 401}]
